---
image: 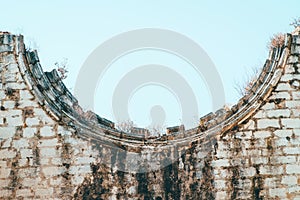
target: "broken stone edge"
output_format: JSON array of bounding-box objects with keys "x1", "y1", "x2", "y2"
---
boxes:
[{"x1": 0, "y1": 31, "x2": 292, "y2": 147}]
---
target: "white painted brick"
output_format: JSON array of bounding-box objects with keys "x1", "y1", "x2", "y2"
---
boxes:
[
  {"x1": 2, "y1": 138, "x2": 12, "y2": 148},
  {"x1": 266, "y1": 109, "x2": 291, "y2": 118},
  {"x1": 6, "y1": 63, "x2": 19, "y2": 73},
  {"x1": 35, "y1": 188, "x2": 54, "y2": 197},
  {"x1": 288, "y1": 55, "x2": 299, "y2": 64},
  {"x1": 6, "y1": 115, "x2": 23, "y2": 126},
  {"x1": 265, "y1": 177, "x2": 279, "y2": 188},
  {"x1": 282, "y1": 118, "x2": 300, "y2": 128},
  {"x1": 0, "y1": 127, "x2": 15, "y2": 139},
  {"x1": 0, "y1": 190, "x2": 12, "y2": 197},
  {"x1": 21, "y1": 177, "x2": 41, "y2": 187},
  {"x1": 40, "y1": 126, "x2": 55, "y2": 137},
  {"x1": 215, "y1": 150, "x2": 228, "y2": 158},
  {"x1": 0, "y1": 167, "x2": 11, "y2": 178},
  {"x1": 3, "y1": 100, "x2": 15, "y2": 109},
  {"x1": 251, "y1": 157, "x2": 268, "y2": 165},
  {"x1": 292, "y1": 91, "x2": 300, "y2": 100},
  {"x1": 274, "y1": 129, "x2": 293, "y2": 137},
  {"x1": 20, "y1": 90, "x2": 34, "y2": 100},
  {"x1": 57, "y1": 126, "x2": 72, "y2": 136},
  {"x1": 294, "y1": 129, "x2": 300, "y2": 136},
  {"x1": 0, "y1": 90, "x2": 5, "y2": 100},
  {"x1": 34, "y1": 108, "x2": 55, "y2": 125},
  {"x1": 74, "y1": 157, "x2": 94, "y2": 165},
  {"x1": 257, "y1": 119, "x2": 280, "y2": 129},
  {"x1": 51, "y1": 158, "x2": 62, "y2": 165},
  {"x1": 25, "y1": 117, "x2": 40, "y2": 126},
  {"x1": 281, "y1": 176, "x2": 297, "y2": 186},
  {"x1": 0, "y1": 160, "x2": 6, "y2": 167},
  {"x1": 5, "y1": 82, "x2": 27, "y2": 90},
  {"x1": 42, "y1": 166, "x2": 65, "y2": 177},
  {"x1": 269, "y1": 188, "x2": 286, "y2": 198},
  {"x1": 0, "y1": 117, "x2": 4, "y2": 125},
  {"x1": 235, "y1": 131, "x2": 252, "y2": 139},
  {"x1": 291, "y1": 137, "x2": 300, "y2": 145},
  {"x1": 13, "y1": 138, "x2": 29, "y2": 149},
  {"x1": 69, "y1": 165, "x2": 91, "y2": 175},
  {"x1": 285, "y1": 64, "x2": 296, "y2": 74},
  {"x1": 259, "y1": 166, "x2": 283, "y2": 175},
  {"x1": 275, "y1": 138, "x2": 290, "y2": 146},
  {"x1": 253, "y1": 131, "x2": 271, "y2": 139},
  {"x1": 20, "y1": 149, "x2": 33, "y2": 158},
  {"x1": 283, "y1": 147, "x2": 300, "y2": 155},
  {"x1": 40, "y1": 158, "x2": 50, "y2": 165},
  {"x1": 38, "y1": 138, "x2": 58, "y2": 147},
  {"x1": 23, "y1": 127, "x2": 36, "y2": 138},
  {"x1": 19, "y1": 158, "x2": 33, "y2": 167},
  {"x1": 241, "y1": 167, "x2": 256, "y2": 177},
  {"x1": 243, "y1": 120, "x2": 255, "y2": 130},
  {"x1": 214, "y1": 180, "x2": 226, "y2": 189},
  {"x1": 247, "y1": 149, "x2": 261, "y2": 157},
  {"x1": 261, "y1": 102, "x2": 275, "y2": 110},
  {"x1": 17, "y1": 100, "x2": 39, "y2": 108},
  {"x1": 40, "y1": 148, "x2": 57, "y2": 157},
  {"x1": 270, "y1": 92, "x2": 291, "y2": 99},
  {"x1": 288, "y1": 186, "x2": 300, "y2": 193},
  {"x1": 1, "y1": 109, "x2": 21, "y2": 117},
  {"x1": 281, "y1": 74, "x2": 300, "y2": 82},
  {"x1": 292, "y1": 108, "x2": 300, "y2": 117},
  {"x1": 50, "y1": 177, "x2": 63, "y2": 186},
  {"x1": 126, "y1": 186, "x2": 137, "y2": 196},
  {"x1": 0, "y1": 149, "x2": 16, "y2": 159},
  {"x1": 286, "y1": 100, "x2": 300, "y2": 108},
  {"x1": 16, "y1": 189, "x2": 32, "y2": 197},
  {"x1": 286, "y1": 164, "x2": 300, "y2": 174},
  {"x1": 0, "y1": 179, "x2": 10, "y2": 188},
  {"x1": 276, "y1": 83, "x2": 294, "y2": 91},
  {"x1": 215, "y1": 191, "x2": 227, "y2": 200},
  {"x1": 211, "y1": 159, "x2": 230, "y2": 167},
  {"x1": 271, "y1": 156, "x2": 296, "y2": 164},
  {"x1": 253, "y1": 110, "x2": 266, "y2": 118}
]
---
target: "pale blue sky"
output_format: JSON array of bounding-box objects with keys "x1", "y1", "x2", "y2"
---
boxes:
[{"x1": 1, "y1": 1, "x2": 299, "y2": 128}]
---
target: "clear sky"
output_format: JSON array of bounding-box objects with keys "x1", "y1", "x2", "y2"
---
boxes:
[{"x1": 1, "y1": 1, "x2": 299, "y2": 129}]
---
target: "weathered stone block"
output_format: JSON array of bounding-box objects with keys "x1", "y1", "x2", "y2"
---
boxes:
[
  {"x1": 266, "y1": 109, "x2": 291, "y2": 118},
  {"x1": 269, "y1": 188, "x2": 286, "y2": 198},
  {"x1": 13, "y1": 138, "x2": 29, "y2": 148},
  {"x1": 23, "y1": 127, "x2": 36, "y2": 138},
  {"x1": 286, "y1": 164, "x2": 300, "y2": 174},
  {"x1": 25, "y1": 117, "x2": 40, "y2": 126},
  {"x1": 0, "y1": 149, "x2": 16, "y2": 159},
  {"x1": 283, "y1": 147, "x2": 300, "y2": 155},
  {"x1": 257, "y1": 119, "x2": 280, "y2": 129},
  {"x1": 253, "y1": 131, "x2": 272, "y2": 139},
  {"x1": 281, "y1": 176, "x2": 297, "y2": 186},
  {"x1": 38, "y1": 138, "x2": 58, "y2": 147},
  {"x1": 40, "y1": 147, "x2": 57, "y2": 157},
  {"x1": 282, "y1": 118, "x2": 300, "y2": 128},
  {"x1": 0, "y1": 127, "x2": 15, "y2": 139},
  {"x1": 40, "y1": 126, "x2": 55, "y2": 137}
]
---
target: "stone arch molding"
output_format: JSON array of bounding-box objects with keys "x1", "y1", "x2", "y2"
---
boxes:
[
  {"x1": 0, "y1": 31, "x2": 292, "y2": 173},
  {"x1": 1, "y1": 28, "x2": 300, "y2": 199}
]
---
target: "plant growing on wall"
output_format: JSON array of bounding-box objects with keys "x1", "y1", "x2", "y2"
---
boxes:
[
  {"x1": 55, "y1": 58, "x2": 69, "y2": 80},
  {"x1": 268, "y1": 33, "x2": 285, "y2": 50},
  {"x1": 290, "y1": 17, "x2": 300, "y2": 28},
  {"x1": 234, "y1": 66, "x2": 261, "y2": 97}
]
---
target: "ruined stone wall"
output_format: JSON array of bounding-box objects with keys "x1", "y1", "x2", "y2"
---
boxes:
[{"x1": 0, "y1": 30, "x2": 300, "y2": 200}]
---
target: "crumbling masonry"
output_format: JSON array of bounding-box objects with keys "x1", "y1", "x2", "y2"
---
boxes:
[{"x1": 1, "y1": 28, "x2": 300, "y2": 199}]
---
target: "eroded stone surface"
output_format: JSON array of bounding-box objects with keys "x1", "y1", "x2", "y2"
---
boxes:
[{"x1": 0, "y1": 30, "x2": 300, "y2": 199}]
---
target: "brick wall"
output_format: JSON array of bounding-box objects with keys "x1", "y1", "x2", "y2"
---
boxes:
[{"x1": 0, "y1": 29, "x2": 300, "y2": 199}]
